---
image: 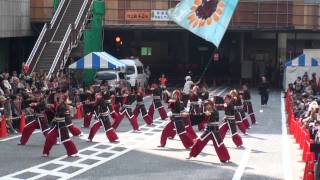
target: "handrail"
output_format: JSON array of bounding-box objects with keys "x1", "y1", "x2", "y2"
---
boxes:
[
  {"x1": 74, "y1": 0, "x2": 88, "y2": 29},
  {"x1": 26, "y1": 23, "x2": 48, "y2": 65},
  {"x1": 74, "y1": 0, "x2": 93, "y2": 45},
  {"x1": 47, "y1": 24, "x2": 72, "y2": 79},
  {"x1": 50, "y1": 0, "x2": 66, "y2": 29}
]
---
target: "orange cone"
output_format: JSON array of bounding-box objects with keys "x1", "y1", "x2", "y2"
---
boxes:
[
  {"x1": 0, "y1": 115, "x2": 8, "y2": 138},
  {"x1": 75, "y1": 104, "x2": 82, "y2": 120},
  {"x1": 19, "y1": 112, "x2": 26, "y2": 133}
]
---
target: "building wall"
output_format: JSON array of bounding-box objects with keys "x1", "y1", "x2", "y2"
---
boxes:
[{"x1": 0, "y1": 0, "x2": 31, "y2": 37}]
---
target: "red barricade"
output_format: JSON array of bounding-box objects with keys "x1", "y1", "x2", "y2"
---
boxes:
[{"x1": 0, "y1": 115, "x2": 8, "y2": 138}]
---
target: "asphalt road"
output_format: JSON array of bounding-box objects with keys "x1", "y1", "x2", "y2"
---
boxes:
[{"x1": 0, "y1": 87, "x2": 288, "y2": 180}]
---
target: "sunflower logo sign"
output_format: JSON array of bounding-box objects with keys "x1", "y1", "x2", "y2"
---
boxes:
[{"x1": 168, "y1": 0, "x2": 239, "y2": 47}]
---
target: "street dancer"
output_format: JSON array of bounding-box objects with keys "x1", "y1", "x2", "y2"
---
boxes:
[
  {"x1": 148, "y1": 83, "x2": 168, "y2": 120},
  {"x1": 188, "y1": 101, "x2": 230, "y2": 163},
  {"x1": 19, "y1": 90, "x2": 50, "y2": 145},
  {"x1": 88, "y1": 90, "x2": 118, "y2": 142},
  {"x1": 133, "y1": 87, "x2": 153, "y2": 125},
  {"x1": 159, "y1": 90, "x2": 194, "y2": 149},
  {"x1": 43, "y1": 96, "x2": 78, "y2": 157},
  {"x1": 218, "y1": 94, "x2": 243, "y2": 147},
  {"x1": 240, "y1": 84, "x2": 256, "y2": 125},
  {"x1": 230, "y1": 90, "x2": 249, "y2": 134}
]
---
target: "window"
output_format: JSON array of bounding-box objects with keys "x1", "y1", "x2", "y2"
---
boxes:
[
  {"x1": 141, "y1": 47, "x2": 152, "y2": 56},
  {"x1": 118, "y1": 72, "x2": 125, "y2": 79},
  {"x1": 137, "y1": 66, "x2": 143, "y2": 74},
  {"x1": 126, "y1": 66, "x2": 135, "y2": 75},
  {"x1": 95, "y1": 72, "x2": 117, "y2": 81}
]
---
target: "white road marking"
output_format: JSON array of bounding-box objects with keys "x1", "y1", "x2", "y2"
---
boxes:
[
  {"x1": 1, "y1": 117, "x2": 168, "y2": 180},
  {"x1": 281, "y1": 92, "x2": 293, "y2": 180},
  {"x1": 232, "y1": 147, "x2": 251, "y2": 180}
]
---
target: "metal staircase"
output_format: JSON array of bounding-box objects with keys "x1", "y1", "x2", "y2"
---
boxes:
[{"x1": 26, "y1": 0, "x2": 93, "y2": 79}]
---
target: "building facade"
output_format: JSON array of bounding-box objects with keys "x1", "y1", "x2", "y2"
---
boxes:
[{"x1": 6, "y1": 0, "x2": 320, "y2": 82}]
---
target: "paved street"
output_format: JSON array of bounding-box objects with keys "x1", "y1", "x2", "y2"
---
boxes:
[{"x1": 0, "y1": 87, "x2": 291, "y2": 180}]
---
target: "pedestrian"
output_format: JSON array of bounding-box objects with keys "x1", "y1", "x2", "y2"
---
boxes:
[
  {"x1": 258, "y1": 76, "x2": 270, "y2": 112},
  {"x1": 182, "y1": 76, "x2": 199, "y2": 108}
]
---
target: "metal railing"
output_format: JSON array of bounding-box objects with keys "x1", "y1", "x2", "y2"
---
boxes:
[
  {"x1": 50, "y1": 0, "x2": 67, "y2": 29},
  {"x1": 47, "y1": 24, "x2": 73, "y2": 79},
  {"x1": 74, "y1": 0, "x2": 93, "y2": 46},
  {"x1": 26, "y1": 23, "x2": 48, "y2": 67}
]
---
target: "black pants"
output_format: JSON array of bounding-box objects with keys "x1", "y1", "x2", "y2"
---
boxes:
[{"x1": 260, "y1": 93, "x2": 269, "y2": 105}]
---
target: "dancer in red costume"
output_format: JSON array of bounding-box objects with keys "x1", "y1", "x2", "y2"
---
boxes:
[
  {"x1": 88, "y1": 90, "x2": 119, "y2": 142},
  {"x1": 43, "y1": 96, "x2": 78, "y2": 157},
  {"x1": 19, "y1": 90, "x2": 50, "y2": 145},
  {"x1": 239, "y1": 84, "x2": 256, "y2": 125},
  {"x1": 82, "y1": 90, "x2": 95, "y2": 128},
  {"x1": 230, "y1": 90, "x2": 249, "y2": 134},
  {"x1": 218, "y1": 94, "x2": 243, "y2": 148},
  {"x1": 133, "y1": 87, "x2": 153, "y2": 125},
  {"x1": 188, "y1": 101, "x2": 230, "y2": 163},
  {"x1": 148, "y1": 84, "x2": 168, "y2": 120},
  {"x1": 159, "y1": 90, "x2": 194, "y2": 149},
  {"x1": 113, "y1": 88, "x2": 139, "y2": 131}
]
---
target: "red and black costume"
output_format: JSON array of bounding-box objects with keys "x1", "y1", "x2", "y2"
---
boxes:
[
  {"x1": 133, "y1": 91, "x2": 153, "y2": 125},
  {"x1": 82, "y1": 92, "x2": 95, "y2": 128},
  {"x1": 219, "y1": 100, "x2": 243, "y2": 147},
  {"x1": 148, "y1": 86, "x2": 168, "y2": 120},
  {"x1": 88, "y1": 91, "x2": 118, "y2": 142},
  {"x1": 189, "y1": 91, "x2": 209, "y2": 131},
  {"x1": 113, "y1": 88, "x2": 122, "y2": 114},
  {"x1": 43, "y1": 101, "x2": 78, "y2": 156},
  {"x1": 160, "y1": 97, "x2": 194, "y2": 149},
  {"x1": 233, "y1": 96, "x2": 249, "y2": 134},
  {"x1": 241, "y1": 89, "x2": 256, "y2": 125},
  {"x1": 113, "y1": 92, "x2": 139, "y2": 131},
  {"x1": 19, "y1": 98, "x2": 50, "y2": 145},
  {"x1": 189, "y1": 108, "x2": 230, "y2": 162},
  {"x1": 65, "y1": 107, "x2": 82, "y2": 137}
]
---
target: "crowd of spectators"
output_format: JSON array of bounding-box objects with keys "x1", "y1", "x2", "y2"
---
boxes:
[
  {"x1": 0, "y1": 70, "x2": 71, "y2": 134},
  {"x1": 290, "y1": 72, "x2": 320, "y2": 143}
]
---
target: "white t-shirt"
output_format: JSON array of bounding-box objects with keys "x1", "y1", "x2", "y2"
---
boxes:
[{"x1": 183, "y1": 80, "x2": 193, "y2": 95}]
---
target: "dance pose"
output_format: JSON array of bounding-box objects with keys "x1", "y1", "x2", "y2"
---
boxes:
[
  {"x1": 188, "y1": 101, "x2": 230, "y2": 163},
  {"x1": 88, "y1": 90, "x2": 118, "y2": 142},
  {"x1": 133, "y1": 88, "x2": 153, "y2": 125}
]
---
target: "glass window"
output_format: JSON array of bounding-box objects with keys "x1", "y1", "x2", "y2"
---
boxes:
[
  {"x1": 118, "y1": 72, "x2": 125, "y2": 79},
  {"x1": 127, "y1": 66, "x2": 135, "y2": 75},
  {"x1": 95, "y1": 72, "x2": 117, "y2": 80},
  {"x1": 137, "y1": 66, "x2": 143, "y2": 74}
]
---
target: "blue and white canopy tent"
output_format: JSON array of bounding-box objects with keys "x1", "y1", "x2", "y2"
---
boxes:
[
  {"x1": 284, "y1": 54, "x2": 320, "y2": 89},
  {"x1": 69, "y1": 52, "x2": 126, "y2": 72}
]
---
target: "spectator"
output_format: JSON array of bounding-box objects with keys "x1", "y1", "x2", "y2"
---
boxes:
[{"x1": 258, "y1": 76, "x2": 270, "y2": 112}]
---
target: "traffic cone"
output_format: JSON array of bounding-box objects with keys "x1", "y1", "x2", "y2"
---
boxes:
[
  {"x1": 75, "y1": 104, "x2": 82, "y2": 120},
  {"x1": 0, "y1": 115, "x2": 8, "y2": 138},
  {"x1": 19, "y1": 112, "x2": 26, "y2": 133}
]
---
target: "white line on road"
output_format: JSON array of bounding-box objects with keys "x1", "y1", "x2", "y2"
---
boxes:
[
  {"x1": 281, "y1": 93, "x2": 293, "y2": 180},
  {"x1": 232, "y1": 147, "x2": 251, "y2": 180}
]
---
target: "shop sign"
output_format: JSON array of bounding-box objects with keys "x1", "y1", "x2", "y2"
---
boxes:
[
  {"x1": 151, "y1": 10, "x2": 170, "y2": 21},
  {"x1": 125, "y1": 11, "x2": 150, "y2": 21}
]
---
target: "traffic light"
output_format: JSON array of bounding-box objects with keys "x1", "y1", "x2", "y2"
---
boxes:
[{"x1": 115, "y1": 36, "x2": 122, "y2": 45}]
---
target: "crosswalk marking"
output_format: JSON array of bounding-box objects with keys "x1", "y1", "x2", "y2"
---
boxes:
[{"x1": 1, "y1": 117, "x2": 168, "y2": 180}]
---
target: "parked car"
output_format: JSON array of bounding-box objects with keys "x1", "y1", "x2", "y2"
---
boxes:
[
  {"x1": 119, "y1": 59, "x2": 148, "y2": 88},
  {"x1": 94, "y1": 70, "x2": 130, "y2": 89}
]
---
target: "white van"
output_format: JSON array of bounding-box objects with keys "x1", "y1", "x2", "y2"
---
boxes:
[
  {"x1": 119, "y1": 59, "x2": 148, "y2": 88},
  {"x1": 94, "y1": 70, "x2": 130, "y2": 89}
]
